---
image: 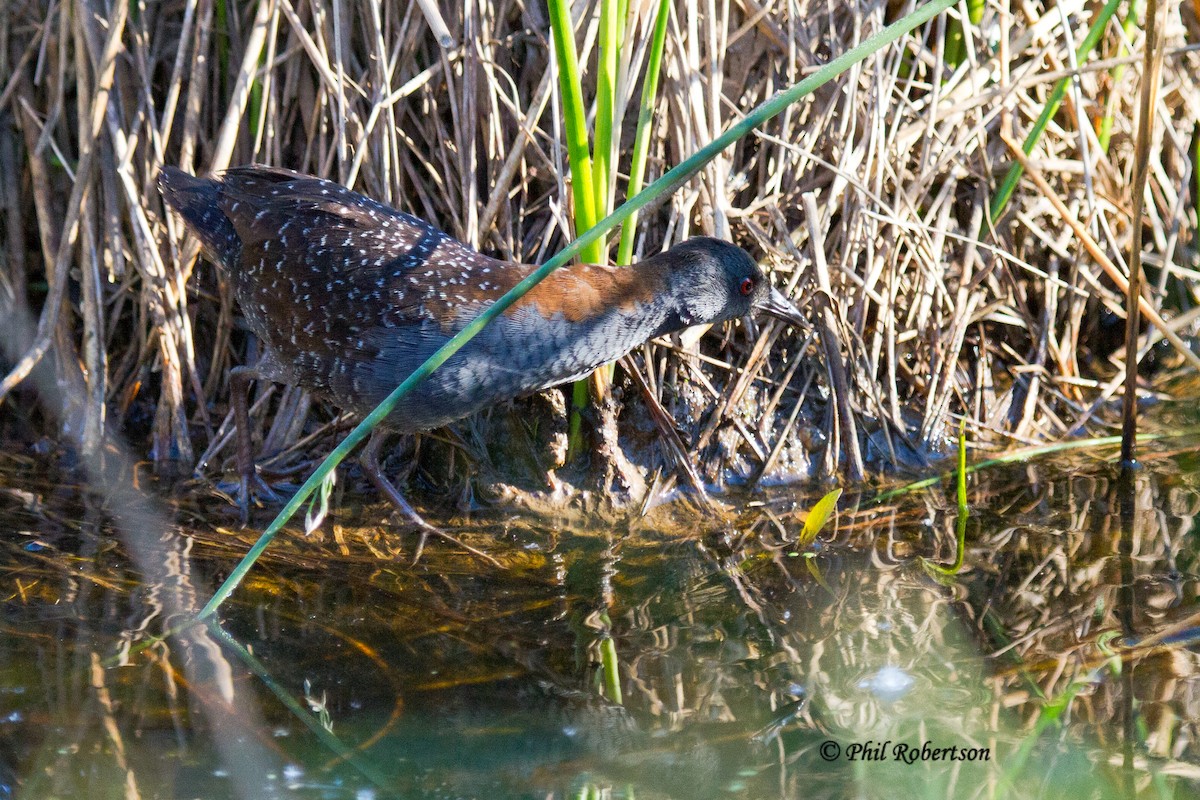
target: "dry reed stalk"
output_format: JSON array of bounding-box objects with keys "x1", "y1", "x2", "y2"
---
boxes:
[{"x1": 1002, "y1": 135, "x2": 1200, "y2": 374}]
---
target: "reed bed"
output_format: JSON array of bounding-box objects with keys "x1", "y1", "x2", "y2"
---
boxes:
[{"x1": 2, "y1": 0, "x2": 1199, "y2": 502}]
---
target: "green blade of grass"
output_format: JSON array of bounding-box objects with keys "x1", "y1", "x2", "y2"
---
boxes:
[
  {"x1": 1193, "y1": 124, "x2": 1200, "y2": 230},
  {"x1": 956, "y1": 419, "x2": 967, "y2": 514},
  {"x1": 616, "y1": 0, "x2": 671, "y2": 266},
  {"x1": 600, "y1": 632, "x2": 623, "y2": 704},
  {"x1": 1098, "y1": 0, "x2": 1144, "y2": 152},
  {"x1": 552, "y1": 0, "x2": 608, "y2": 458},
  {"x1": 944, "y1": 16, "x2": 965, "y2": 71},
  {"x1": 547, "y1": 0, "x2": 602, "y2": 263},
  {"x1": 988, "y1": 0, "x2": 1122, "y2": 225},
  {"x1": 943, "y1": 0, "x2": 985, "y2": 72},
  {"x1": 922, "y1": 422, "x2": 968, "y2": 577}
]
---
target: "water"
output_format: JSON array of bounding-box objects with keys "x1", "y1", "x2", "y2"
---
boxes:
[{"x1": 2, "y1": 432, "x2": 1199, "y2": 799}]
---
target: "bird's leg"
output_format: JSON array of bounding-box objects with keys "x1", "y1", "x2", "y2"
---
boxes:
[
  {"x1": 230, "y1": 365, "x2": 256, "y2": 520},
  {"x1": 228, "y1": 365, "x2": 279, "y2": 520},
  {"x1": 360, "y1": 430, "x2": 431, "y2": 561},
  {"x1": 359, "y1": 429, "x2": 500, "y2": 566}
]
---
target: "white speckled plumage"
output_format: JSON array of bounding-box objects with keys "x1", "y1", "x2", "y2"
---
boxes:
[{"x1": 159, "y1": 165, "x2": 804, "y2": 434}]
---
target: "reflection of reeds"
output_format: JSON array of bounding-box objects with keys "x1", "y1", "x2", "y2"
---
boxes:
[
  {"x1": 5, "y1": 443, "x2": 1200, "y2": 794},
  {"x1": 2, "y1": 1, "x2": 1199, "y2": 498}
]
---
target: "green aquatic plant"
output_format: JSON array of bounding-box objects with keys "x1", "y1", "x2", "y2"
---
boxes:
[
  {"x1": 921, "y1": 421, "x2": 968, "y2": 579},
  {"x1": 616, "y1": 0, "x2": 671, "y2": 268},
  {"x1": 872, "y1": 430, "x2": 1193, "y2": 504},
  {"x1": 796, "y1": 487, "x2": 842, "y2": 549},
  {"x1": 599, "y1": 628, "x2": 623, "y2": 705},
  {"x1": 1098, "y1": 0, "x2": 1144, "y2": 152},
  {"x1": 941, "y1": 0, "x2": 983, "y2": 72},
  {"x1": 548, "y1": 0, "x2": 674, "y2": 455}
]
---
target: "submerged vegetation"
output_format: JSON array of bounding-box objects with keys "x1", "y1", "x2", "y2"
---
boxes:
[{"x1": 1, "y1": 0, "x2": 1199, "y2": 502}]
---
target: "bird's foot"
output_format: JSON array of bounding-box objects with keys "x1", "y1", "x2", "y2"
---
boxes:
[
  {"x1": 374, "y1": 478, "x2": 501, "y2": 567},
  {"x1": 214, "y1": 470, "x2": 283, "y2": 523},
  {"x1": 360, "y1": 432, "x2": 501, "y2": 567}
]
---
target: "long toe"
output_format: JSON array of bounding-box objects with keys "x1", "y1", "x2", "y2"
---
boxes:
[
  {"x1": 220, "y1": 474, "x2": 283, "y2": 524},
  {"x1": 383, "y1": 491, "x2": 501, "y2": 567}
]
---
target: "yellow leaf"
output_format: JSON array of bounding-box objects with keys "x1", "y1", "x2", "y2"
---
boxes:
[{"x1": 797, "y1": 488, "x2": 842, "y2": 547}]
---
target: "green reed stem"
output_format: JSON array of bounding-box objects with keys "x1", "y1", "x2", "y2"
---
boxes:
[
  {"x1": 547, "y1": 0, "x2": 601, "y2": 264},
  {"x1": 988, "y1": 0, "x2": 1121, "y2": 225},
  {"x1": 600, "y1": 635, "x2": 623, "y2": 704},
  {"x1": 616, "y1": 0, "x2": 671, "y2": 266},
  {"x1": 943, "y1": 17, "x2": 965, "y2": 71},
  {"x1": 967, "y1": 0, "x2": 984, "y2": 25},
  {"x1": 568, "y1": 373, "x2": 589, "y2": 456},
  {"x1": 956, "y1": 420, "x2": 967, "y2": 514},
  {"x1": 1098, "y1": 0, "x2": 1143, "y2": 152},
  {"x1": 943, "y1": 0, "x2": 984, "y2": 72},
  {"x1": 1193, "y1": 125, "x2": 1200, "y2": 231},
  {"x1": 197, "y1": 0, "x2": 959, "y2": 620},
  {"x1": 551, "y1": 0, "x2": 606, "y2": 459},
  {"x1": 594, "y1": 0, "x2": 619, "y2": 218}
]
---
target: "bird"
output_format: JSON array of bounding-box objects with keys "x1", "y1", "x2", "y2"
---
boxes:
[{"x1": 159, "y1": 164, "x2": 805, "y2": 546}]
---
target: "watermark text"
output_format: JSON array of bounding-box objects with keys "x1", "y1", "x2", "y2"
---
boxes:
[{"x1": 819, "y1": 740, "x2": 991, "y2": 763}]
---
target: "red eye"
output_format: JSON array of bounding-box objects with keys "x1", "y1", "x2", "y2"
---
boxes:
[{"x1": 739, "y1": 277, "x2": 755, "y2": 296}]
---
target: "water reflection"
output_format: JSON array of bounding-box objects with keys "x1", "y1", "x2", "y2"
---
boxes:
[{"x1": 2, "y1": 441, "x2": 1199, "y2": 798}]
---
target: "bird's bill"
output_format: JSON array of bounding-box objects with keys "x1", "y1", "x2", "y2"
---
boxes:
[{"x1": 755, "y1": 287, "x2": 805, "y2": 326}]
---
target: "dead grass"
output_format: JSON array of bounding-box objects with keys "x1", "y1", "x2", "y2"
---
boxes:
[{"x1": 2, "y1": 0, "x2": 1200, "y2": 500}]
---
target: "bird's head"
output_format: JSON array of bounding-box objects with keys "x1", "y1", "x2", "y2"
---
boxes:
[{"x1": 657, "y1": 237, "x2": 805, "y2": 329}]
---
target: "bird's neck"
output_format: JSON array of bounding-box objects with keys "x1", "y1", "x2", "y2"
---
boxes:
[
  {"x1": 613, "y1": 256, "x2": 685, "y2": 340},
  {"x1": 631, "y1": 252, "x2": 694, "y2": 339}
]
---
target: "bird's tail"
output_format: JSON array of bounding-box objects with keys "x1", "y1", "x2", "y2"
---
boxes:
[{"x1": 158, "y1": 166, "x2": 240, "y2": 266}]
